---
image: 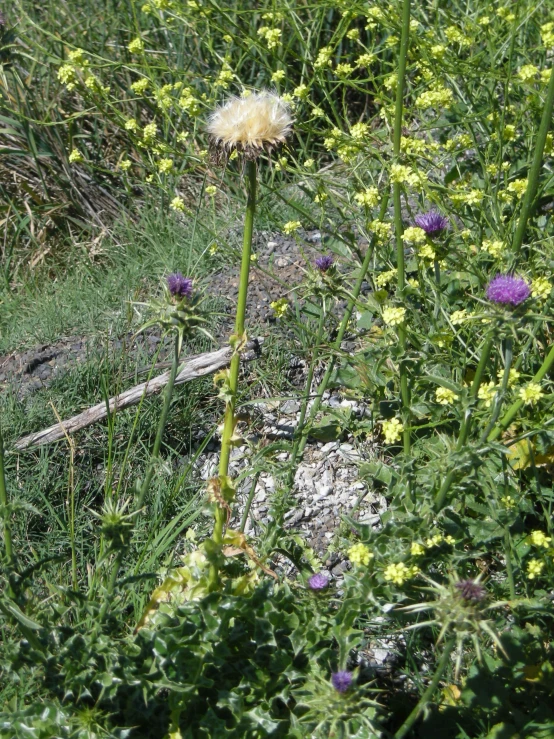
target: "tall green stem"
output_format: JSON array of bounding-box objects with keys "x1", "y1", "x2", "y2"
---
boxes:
[
  {"x1": 0, "y1": 426, "x2": 14, "y2": 568},
  {"x1": 394, "y1": 638, "x2": 456, "y2": 739},
  {"x1": 393, "y1": 0, "x2": 412, "y2": 457},
  {"x1": 512, "y1": 65, "x2": 554, "y2": 257},
  {"x1": 434, "y1": 334, "x2": 494, "y2": 511},
  {"x1": 212, "y1": 159, "x2": 257, "y2": 549},
  {"x1": 488, "y1": 342, "x2": 554, "y2": 442}
]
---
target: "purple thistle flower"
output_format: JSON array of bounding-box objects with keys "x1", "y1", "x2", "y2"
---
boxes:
[
  {"x1": 315, "y1": 255, "x2": 334, "y2": 272},
  {"x1": 331, "y1": 670, "x2": 353, "y2": 693},
  {"x1": 167, "y1": 272, "x2": 193, "y2": 299},
  {"x1": 414, "y1": 211, "x2": 449, "y2": 235},
  {"x1": 455, "y1": 579, "x2": 486, "y2": 603},
  {"x1": 486, "y1": 274, "x2": 530, "y2": 306},
  {"x1": 307, "y1": 572, "x2": 330, "y2": 590}
]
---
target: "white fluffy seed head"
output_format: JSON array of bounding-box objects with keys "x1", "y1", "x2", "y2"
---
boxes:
[{"x1": 207, "y1": 91, "x2": 293, "y2": 158}]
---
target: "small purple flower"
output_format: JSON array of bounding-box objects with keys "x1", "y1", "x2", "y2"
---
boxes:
[
  {"x1": 315, "y1": 255, "x2": 334, "y2": 272},
  {"x1": 486, "y1": 274, "x2": 530, "y2": 306},
  {"x1": 307, "y1": 572, "x2": 330, "y2": 590},
  {"x1": 167, "y1": 272, "x2": 193, "y2": 299},
  {"x1": 455, "y1": 579, "x2": 486, "y2": 603},
  {"x1": 414, "y1": 211, "x2": 449, "y2": 235},
  {"x1": 331, "y1": 670, "x2": 353, "y2": 693}
]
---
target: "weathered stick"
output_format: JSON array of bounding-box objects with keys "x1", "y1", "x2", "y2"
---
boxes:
[{"x1": 14, "y1": 340, "x2": 261, "y2": 451}]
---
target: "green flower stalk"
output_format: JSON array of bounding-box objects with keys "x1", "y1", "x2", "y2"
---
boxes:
[
  {"x1": 512, "y1": 65, "x2": 554, "y2": 258},
  {"x1": 207, "y1": 92, "x2": 292, "y2": 586},
  {"x1": 393, "y1": 0, "x2": 412, "y2": 457}
]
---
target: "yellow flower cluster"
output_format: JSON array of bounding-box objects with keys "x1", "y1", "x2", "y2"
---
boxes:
[
  {"x1": 128, "y1": 37, "x2": 144, "y2": 54},
  {"x1": 375, "y1": 269, "x2": 396, "y2": 288},
  {"x1": 418, "y1": 243, "x2": 436, "y2": 261},
  {"x1": 384, "y1": 562, "x2": 419, "y2": 585},
  {"x1": 350, "y1": 122, "x2": 369, "y2": 140},
  {"x1": 271, "y1": 70, "x2": 285, "y2": 83},
  {"x1": 497, "y1": 368, "x2": 520, "y2": 386},
  {"x1": 335, "y1": 63, "x2": 354, "y2": 78},
  {"x1": 157, "y1": 158, "x2": 173, "y2": 174},
  {"x1": 502, "y1": 124, "x2": 517, "y2": 141},
  {"x1": 170, "y1": 196, "x2": 185, "y2": 212},
  {"x1": 357, "y1": 53, "x2": 375, "y2": 67},
  {"x1": 390, "y1": 164, "x2": 425, "y2": 187},
  {"x1": 400, "y1": 136, "x2": 429, "y2": 155},
  {"x1": 143, "y1": 122, "x2": 157, "y2": 142},
  {"x1": 348, "y1": 543, "x2": 374, "y2": 566},
  {"x1": 518, "y1": 64, "x2": 539, "y2": 82},
  {"x1": 450, "y1": 189, "x2": 483, "y2": 206},
  {"x1": 507, "y1": 178, "x2": 528, "y2": 198},
  {"x1": 481, "y1": 239, "x2": 504, "y2": 258},
  {"x1": 531, "y1": 277, "x2": 551, "y2": 301},
  {"x1": 402, "y1": 226, "x2": 426, "y2": 244},
  {"x1": 541, "y1": 22, "x2": 554, "y2": 48},
  {"x1": 415, "y1": 85, "x2": 454, "y2": 110},
  {"x1": 411, "y1": 542, "x2": 425, "y2": 556},
  {"x1": 131, "y1": 78, "x2": 149, "y2": 95},
  {"x1": 529, "y1": 530, "x2": 552, "y2": 548},
  {"x1": 478, "y1": 381, "x2": 497, "y2": 408},
  {"x1": 258, "y1": 26, "x2": 282, "y2": 49},
  {"x1": 314, "y1": 46, "x2": 333, "y2": 69},
  {"x1": 283, "y1": 221, "x2": 301, "y2": 235},
  {"x1": 450, "y1": 309, "x2": 468, "y2": 326},
  {"x1": 205, "y1": 185, "x2": 217, "y2": 196},
  {"x1": 354, "y1": 187, "x2": 379, "y2": 207},
  {"x1": 370, "y1": 220, "x2": 392, "y2": 241},
  {"x1": 445, "y1": 25, "x2": 471, "y2": 46},
  {"x1": 382, "y1": 306, "x2": 406, "y2": 327},
  {"x1": 270, "y1": 298, "x2": 289, "y2": 318},
  {"x1": 435, "y1": 387, "x2": 457, "y2": 405},
  {"x1": 382, "y1": 418, "x2": 404, "y2": 444},
  {"x1": 519, "y1": 383, "x2": 543, "y2": 405},
  {"x1": 527, "y1": 559, "x2": 545, "y2": 579},
  {"x1": 293, "y1": 84, "x2": 309, "y2": 100},
  {"x1": 68, "y1": 150, "x2": 83, "y2": 164}
]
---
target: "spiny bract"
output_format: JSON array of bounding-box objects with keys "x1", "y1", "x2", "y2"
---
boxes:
[{"x1": 207, "y1": 91, "x2": 292, "y2": 158}]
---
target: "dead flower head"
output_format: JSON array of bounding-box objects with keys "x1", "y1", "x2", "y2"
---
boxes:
[{"x1": 207, "y1": 91, "x2": 292, "y2": 159}]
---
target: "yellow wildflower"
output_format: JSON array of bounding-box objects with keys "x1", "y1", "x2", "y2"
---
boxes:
[
  {"x1": 436, "y1": 387, "x2": 457, "y2": 405},
  {"x1": 519, "y1": 383, "x2": 543, "y2": 405},
  {"x1": 348, "y1": 543, "x2": 374, "y2": 566},
  {"x1": 402, "y1": 226, "x2": 426, "y2": 244},
  {"x1": 531, "y1": 277, "x2": 551, "y2": 301},
  {"x1": 354, "y1": 187, "x2": 379, "y2": 207},
  {"x1": 518, "y1": 64, "x2": 539, "y2": 82},
  {"x1": 411, "y1": 542, "x2": 425, "y2": 556},
  {"x1": 271, "y1": 298, "x2": 289, "y2": 318},
  {"x1": 131, "y1": 78, "x2": 149, "y2": 94},
  {"x1": 382, "y1": 306, "x2": 406, "y2": 326},
  {"x1": 507, "y1": 178, "x2": 528, "y2": 197},
  {"x1": 68, "y1": 150, "x2": 83, "y2": 164},
  {"x1": 530, "y1": 530, "x2": 552, "y2": 548},
  {"x1": 384, "y1": 562, "x2": 418, "y2": 585},
  {"x1": 382, "y1": 418, "x2": 404, "y2": 444},
  {"x1": 283, "y1": 221, "x2": 301, "y2": 235},
  {"x1": 374, "y1": 269, "x2": 396, "y2": 288},
  {"x1": 527, "y1": 559, "x2": 545, "y2": 579},
  {"x1": 170, "y1": 196, "x2": 185, "y2": 212},
  {"x1": 478, "y1": 381, "x2": 497, "y2": 408},
  {"x1": 205, "y1": 185, "x2": 217, "y2": 196},
  {"x1": 157, "y1": 158, "x2": 173, "y2": 174},
  {"x1": 271, "y1": 70, "x2": 285, "y2": 83},
  {"x1": 128, "y1": 37, "x2": 144, "y2": 54}
]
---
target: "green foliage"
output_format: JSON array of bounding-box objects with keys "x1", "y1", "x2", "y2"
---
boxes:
[{"x1": 3, "y1": 0, "x2": 554, "y2": 736}]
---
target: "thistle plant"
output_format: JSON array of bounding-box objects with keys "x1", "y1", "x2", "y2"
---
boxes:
[{"x1": 206, "y1": 91, "x2": 292, "y2": 587}]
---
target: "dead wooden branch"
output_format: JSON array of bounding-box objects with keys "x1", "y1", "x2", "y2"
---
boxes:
[{"x1": 14, "y1": 340, "x2": 261, "y2": 451}]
